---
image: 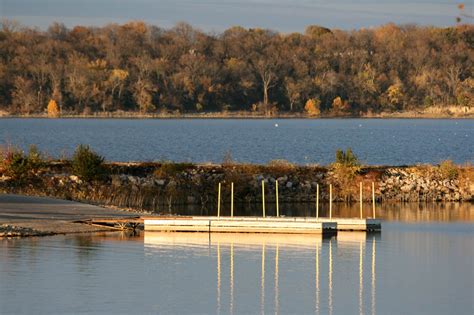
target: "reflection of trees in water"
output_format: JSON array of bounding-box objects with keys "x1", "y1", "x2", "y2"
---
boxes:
[
  {"x1": 72, "y1": 235, "x2": 102, "y2": 265},
  {"x1": 1, "y1": 237, "x2": 41, "y2": 267},
  {"x1": 171, "y1": 202, "x2": 474, "y2": 222}
]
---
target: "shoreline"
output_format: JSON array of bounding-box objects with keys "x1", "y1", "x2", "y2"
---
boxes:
[
  {"x1": 1, "y1": 161, "x2": 472, "y2": 211},
  {"x1": 0, "y1": 194, "x2": 143, "y2": 238},
  {"x1": 1, "y1": 110, "x2": 473, "y2": 120}
]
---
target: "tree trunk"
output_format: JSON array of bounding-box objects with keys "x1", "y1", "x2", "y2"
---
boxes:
[{"x1": 263, "y1": 83, "x2": 269, "y2": 105}]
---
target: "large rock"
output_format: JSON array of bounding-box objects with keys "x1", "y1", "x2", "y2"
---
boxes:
[
  {"x1": 69, "y1": 175, "x2": 82, "y2": 184},
  {"x1": 155, "y1": 179, "x2": 166, "y2": 186}
]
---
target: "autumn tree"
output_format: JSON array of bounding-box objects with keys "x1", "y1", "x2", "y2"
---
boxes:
[
  {"x1": 131, "y1": 55, "x2": 156, "y2": 113},
  {"x1": 304, "y1": 98, "x2": 321, "y2": 116},
  {"x1": 47, "y1": 99, "x2": 60, "y2": 117},
  {"x1": 331, "y1": 97, "x2": 351, "y2": 115},
  {"x1": 11, "y1": 77, "x2": 36, "y2": 114},
  {"x1": 0, "y1": 20, "x2": 472, "y2": 116}
]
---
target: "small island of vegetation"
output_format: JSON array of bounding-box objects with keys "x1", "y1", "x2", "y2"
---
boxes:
[{"x1": 1, "y1": 145, "x2": 472, "y2": 216}]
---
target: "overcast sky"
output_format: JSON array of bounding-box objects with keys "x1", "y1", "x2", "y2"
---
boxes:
[{"x1": 0, "y1": 0, "x2": 470, "y2": 32}]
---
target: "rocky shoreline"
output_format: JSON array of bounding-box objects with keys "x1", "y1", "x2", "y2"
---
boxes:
[
  {"x1": 0, "y1": 224, "x2": 54, "y2": 237},
  {"x1": 1, "y1": 162, "x2": 472, "y2": 214}
]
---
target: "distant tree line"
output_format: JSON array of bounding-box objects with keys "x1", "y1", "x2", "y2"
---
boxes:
[{"x1": 0, "y1": 20, "x2": 472, "y2": 116}]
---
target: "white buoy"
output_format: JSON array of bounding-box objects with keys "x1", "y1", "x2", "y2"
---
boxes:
[{"x1": 275, "y1": 123, "x2": 279, "y2": 127}]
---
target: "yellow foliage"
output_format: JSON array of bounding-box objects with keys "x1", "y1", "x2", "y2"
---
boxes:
[
  {"x1": 226, "y1": 58, "x2": 244, "y2": 71},
  {"x1": 123, "y1": 21, "x2": 148, "y2": 34},
  {"x1": 304, "y1": 98, "x2": 321, "y2": 116},
  {"x1": 331, "y1": 96, "x2": 350, "y2": 114},
  {"x1": 89, "y1": 59, "x2": 107, "y2": 70},
  {"x1": 47, "y1": 99, "x2": 60, "y2": 118},
  {"x1": 110, "y1": 69, "x2": 129, "y2": 81},
  {"x1": 374, "y1": 23, "x2": 401, "y2": 42},
  {"x1": 387, "y1": 84, "x2": 404, "y2": 105}
]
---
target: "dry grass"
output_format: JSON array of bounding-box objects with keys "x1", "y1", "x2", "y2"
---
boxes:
[
  {"x1": 264, "y1": 159, "x2": 296, "y2": 176},
  {"x1": 458, "y1": 163, "x2": 474, "y2": 190},
  {"x1": 153, "y1": 162, "x2": 195, "y2": 178}
]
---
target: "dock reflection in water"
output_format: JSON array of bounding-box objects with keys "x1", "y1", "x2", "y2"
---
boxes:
[{"x1": 144, "y1": 232, "x2": 379, "y2": 314}]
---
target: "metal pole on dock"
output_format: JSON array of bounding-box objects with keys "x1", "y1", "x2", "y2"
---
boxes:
[
  {"x1": 262, "y1": 180, "x2": 266, "y2": 218},
  {"x1": 231, "y1": 182, "x2": 234, "y2": 218},
  {"x1": 275, "y1": 180, "x2": 279, "y2": 218},
  {"x1": 329, "y1": 184, "x2": 333, "y2": 219},
  {"x1": 316, "y1": 184, "x2": 319, "y2": 219},
  {"x1": 372, "y1": 182, "x2": 376, "y2": 219},
  {"x1": 217, "y1": 182, "x2": 221, "y2": 218},
  {"x1": 360, "y1": 182, "x2": 363, "y2": 219}
]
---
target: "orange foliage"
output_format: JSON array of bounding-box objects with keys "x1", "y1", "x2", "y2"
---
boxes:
[
  {"x1": 47, "y1": 99, "x2": 60, "y2": 118},
  {"x1": 304, "y1": 98, "x2": 321, "y2": 116}
]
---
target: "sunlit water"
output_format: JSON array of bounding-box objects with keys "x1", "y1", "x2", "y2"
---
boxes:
[
  {"x1": 1, "y1": 118, "x2": 473, "y2": 165},
  {"x1": 1, "y1": 205, "x2": 473, "y2": 314}
]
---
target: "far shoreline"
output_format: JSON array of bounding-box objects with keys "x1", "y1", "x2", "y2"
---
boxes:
[{"x1": 1, "y1": 111, "x2": 473, "y2": 120}]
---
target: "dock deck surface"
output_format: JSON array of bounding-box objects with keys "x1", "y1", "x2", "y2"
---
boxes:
[{"x1": 145, "y1": 216, "x2": 338, "y2": 234}]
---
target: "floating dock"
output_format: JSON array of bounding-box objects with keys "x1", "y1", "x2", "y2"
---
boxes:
[
  {"x1": 144, "y1": 216, "x2": 337, "y2": 234},
  {"x1": 83, "y1": 216, "x2": 381, "y2": 233},
  {"x1": 315, "y1": 218, "x2": 381, "y2": 231}
]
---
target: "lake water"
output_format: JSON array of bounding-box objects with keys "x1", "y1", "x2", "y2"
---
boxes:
[
  {"x1": 1, "y1": 118, "x2": 473, "y2": 165},
  {"x1": 1, "y1": 204, "x2": 473, "y2": 314}
]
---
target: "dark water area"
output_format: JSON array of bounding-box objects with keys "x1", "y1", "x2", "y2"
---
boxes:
[
  {"x1": 1, "y1": 204, "x2": 473, "y2": 314},
  {"x1": 1, "y1": 118, "x2": 473, "y2": 165}
]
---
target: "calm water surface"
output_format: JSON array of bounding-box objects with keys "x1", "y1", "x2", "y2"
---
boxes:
[
  {"x1": 1, "y1": 118, "x2": 473, "y2": 165},
  {"x1": 1, "y1": 204, "x2": 473, "y2": 314}
]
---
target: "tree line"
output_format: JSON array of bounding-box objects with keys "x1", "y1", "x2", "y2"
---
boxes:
[{"x1": 0, "y1": 20, "x2": 472, "y2": 116}]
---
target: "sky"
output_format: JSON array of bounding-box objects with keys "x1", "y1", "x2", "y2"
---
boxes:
[{"x1": 0, "y1": 0, "x2": 471, "y2": 32}]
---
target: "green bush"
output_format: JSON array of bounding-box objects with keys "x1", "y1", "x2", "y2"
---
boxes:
[
  {"x1": 331, "y1": 148, "x2": 361, "y2": 195},
  {"x1": 335, "y1": 148, "x2": 360, "y2": 166},
  {"x1": 27, "y1": 145, "x2": 44, "y2": 170},
  {"x1": 72, "y1": 145, "x2": 105, "y2": 181},
  {"x1": 0, "y1": 145, "x2": 44, "y2": 180}
]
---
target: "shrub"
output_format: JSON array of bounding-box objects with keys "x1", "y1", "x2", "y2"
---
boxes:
[
  {"x1": 331, "y1": 148, "x2": 361, "y2": 198},
  {"x1": 335, "y1": 148, "x2": 360, "y2": 167},
  {"x1": 438, "y1": 160, "x2": 458, "y2": 180},
  {"x1": 0, "y1": 145, "x2": 44, "y2": 180},
  {"x1": 72, "y1": 145, "x2": 105, "y2": 181},
  {"x1": 222, "y1": 150, "x2": 234, "y2": 166},
  {"x1": 27, "y1": 145, "x2": 44, "y2": 170}
]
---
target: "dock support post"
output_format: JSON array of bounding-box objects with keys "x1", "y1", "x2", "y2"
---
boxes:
[
  {"x1": 372, "y1": 182, "x2": 376, "y2": 219},
  {"x1": 217, "y1": 182, "x2": 221, "y2": 218},
  {"x1": 231, "y1": 182, "x2": 234, "y2": 218},
  {"x1": 316, "y1": 184, "x2": 319, "y2": 219},
  {"x1": 329, "y1": 184, "x2": 333, "y2": 219},
  {"x1": 262, "y1": 180, "x2": 266, "y2": 218},
  {"x1": 275, "y1": 180, "x2": 279, "y2": 217},
  {"x1": 360, "y1": 182, "x2": 363, "y2": 219}
]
